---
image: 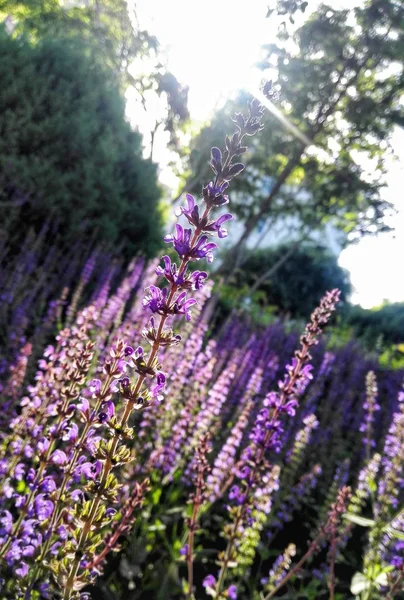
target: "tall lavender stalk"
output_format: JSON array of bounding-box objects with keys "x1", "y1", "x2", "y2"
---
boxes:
[
  {"x1": 212, "y1": 289, "x2": 340, "y2": 597},
  {"x1": 360, "y1": 371, "x2": 380, "y2": 461},
  {"x1": 262, "y1": 486, "x2": 352, "y2": 600},
  {"x1": 59, "y1": 87, "x2": 272, "y2": 599},
  {"x1": 183, "y1": 433, "x2": 211, "y2": 599}
]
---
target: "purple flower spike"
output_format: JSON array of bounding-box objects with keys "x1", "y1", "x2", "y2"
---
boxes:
[
  {"x1": 156, "y1": 373, "x2": 166, "y2": 386},
  {"x1": 77, "y1": 397, "x2": 90, "y2": 416},
  {"x1": 40, "y1": 478, "x2": 56, "y2": 493},
  {"x1": 76, "y1": 461, "x2": 102, "y2": 480},
  {"x1": 212, "y1": 213, "x2": 233, "y2": 238},
  {"x1": 156, "y1": 255, "x2": 186, "y2": 287},
  {"x1": 189, "y1": 235, "x2": 217, "y2": 263},
  {"x1": 34, "y1": 494, "x2": 54, "y2": 520},
  {"x1": 99, "y1": 400, "x2": 115, "y2": 421},
  {"x1": 15, "y1": 562, "x2": 29, "y2": 577},
  {"x1": 229, "y1": 485, "x2": 246, "y2": 505},
  {"x1": 203, "y1": 213, "x2": 233, "y2": 238},
  {"x1": 179, "y1": 194, "x2": 200, "y2": 228},
  {"x1": 62, "y1": 423, "x2": 79, "y2": 443},
  {"x1": 164, "y1": 225, "x2": 217, "y2": 262},
  {"x1": 156, "y1": 255, "x2": 173, "y2": 276},
  {"x1": 164, "y1": 224, "x2": 192, "y2": 258},
  {"x1": 0, "y1": 511, "x2": 13, "y2": 535},
  {"x1": 156, "y1": 256, "x2": 208, "y2": 291},
  {"x1": 189, "y1": 270, "x2": 208, "y2": 290},
  {"x1": 51, "y1": 450, "x2": 68, "y2": 466},
  {"x1": 203, "y1": 574, "x2": 216, "y2": 589},
  {"x1": 203, "y1": 181, "x2": 230, "y2": 207},
  {"x1": 143, "y1": 285, "x2": 168, "y2": 315},
  {"x1": 88, "y1": 379, "x2": 102, "y2": 395},
  {"x1": 152, "y1": 372, "x2": 166, "y2": 401},
  {"x1": 173, "y1": 292, "x2": 197, "y2": 321}
]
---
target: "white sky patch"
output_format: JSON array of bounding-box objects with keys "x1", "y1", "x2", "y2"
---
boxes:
[
  {"x1": 132, "y1": 0, "x2": 404, "y2": 308},
  {"x1": 339, "y1": 127, "x2": 404, "y2": 309},
  {"x1": 134, "y1": 0, "x2": 273, "y2": 119}
]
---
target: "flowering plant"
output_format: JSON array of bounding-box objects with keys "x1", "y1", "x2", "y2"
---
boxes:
[{"x1": 0, "y1": 87, "x2": 402, "y2": 600}]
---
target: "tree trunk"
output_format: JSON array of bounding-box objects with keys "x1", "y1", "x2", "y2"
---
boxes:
[
  {"x1": 217, "y1": 144, "x2": 306, "y2": 279},
  {"x1": 249, "y1": 237, "x2": 302, "y2": 294}
]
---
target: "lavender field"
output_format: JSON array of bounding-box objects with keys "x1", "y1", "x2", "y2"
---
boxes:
[{"x1": 0, "y1": 88, "x2": 403, "y2": 600}]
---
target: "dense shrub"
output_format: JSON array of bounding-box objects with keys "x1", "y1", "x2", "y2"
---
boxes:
[
  {"x1": 219, "y1": 244, "x2": 352, "y2": 319},
  {"x1": 0, "y1": 26, "x2": 162, "y2": 257},
  {"x1": 346, "y1": 303, "x2": 404, "y2": 347}
]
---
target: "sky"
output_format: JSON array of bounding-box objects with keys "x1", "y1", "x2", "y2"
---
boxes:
[{"x1": 131, "y1": 0, "x2": 404, "y2": 309}]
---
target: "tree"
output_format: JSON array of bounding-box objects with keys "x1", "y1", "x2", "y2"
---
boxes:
[
  {"x1": 181, "y1": 0, "x2": 403, "y2": 275},
  {"x1": 0, "y1": 0, "x2": 189, "y2": 154},
  {"x1": 346, "y1": 302, "x2": 404, "y2": 347},
  {"x1": 0, "y1": 0, "x2": 156, "y2": 78},
  {"x1": 222, "y1": 243, "x2": 352, "y2": 319},
  {"x1": 0, "y1": 26, "x2": 163, "y2": 257}
]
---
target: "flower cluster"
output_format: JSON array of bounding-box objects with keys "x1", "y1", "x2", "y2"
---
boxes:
[
  {"x1": 0, "y1": 88, "x2": 274, "y2": 599},
  {"x1": 360, "y1": 371, "x2": 380, "y2": 456},
  {"x1": 0, "y1": 85, "x2": 402, "y2": 600},
  {"x1": 261, "y1": 543, "x2": 296, "y2": 591}
]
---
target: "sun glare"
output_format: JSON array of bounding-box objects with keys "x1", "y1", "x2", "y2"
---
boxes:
[
  {"x1": 135, "y1": 0, "x2": 272, "y2": 119},
  {"x1": 132, "y1": 0, "x2": 404, "y2": 308}
]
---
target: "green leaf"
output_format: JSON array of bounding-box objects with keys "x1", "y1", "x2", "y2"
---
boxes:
[
  {"x1": 343, "y1": 513, "x2": 375, "y2": 527},
  {"x1": 181, "y1": 577, "x2": 190, "y2": 595},
  {"x1": 148, "y1": 519, "x2": 166, "y2": 532},
  {"x1": 366, "y1": 475, "x2": 378, "y2": 493},
  {"x1": 16, "y1": 480, "x2": 27, "y2": 493},
  {"x1": 151, "y1": 487, "x2": 162, "y2": 505},
  {"x1": 384, "y1": 527, "x2": 404, "y2": 541},
  {"x1": 351, "y1": 572, "x2": 371, "y2": 595}
]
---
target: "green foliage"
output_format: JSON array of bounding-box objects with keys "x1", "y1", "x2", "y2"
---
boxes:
[
  {"x1": 351, "y1": 565, "x2": 394, "y2": 599},
  {"x1": 222, "y1": 244, "x2": 351, "y2": 319},
  {"x1": 1, "y1": 0, "x2": 189, "y2": 151},
  {"x1": 378, "y1": 344, "x2": 404, "y2": 370},
  {"x1": 346, "y1": 303, "x2": 404, "y2": 347},
  {"x1": 216, "y1": 283, "x2": 278, "y2": 328},
  {"x1": 182, "y1": 0, "x2": 403, "y2": 260},
  {"x1": 0, "y1": 0, "x2": 158, "y2": 84},
  {"x1": 0, "y1": 26, "x2": 163, "y2": 256}
]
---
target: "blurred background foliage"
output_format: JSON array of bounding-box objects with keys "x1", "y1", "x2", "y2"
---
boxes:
[
  {"x1": 0, "y1": 0, "x2": 190, "y2": 256},
  {"x1": 178, "y1": 0, "x2": 404, "y2": 279},
  {"x1": 0, "y1": 26, "x2": 163, "y2": 257},
  {"x1": 214, "y1": 242, "x2": 404, "y2": 369},
  {"x1": 219, "y1": 243, "x2": 352, "y2": 319}
]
